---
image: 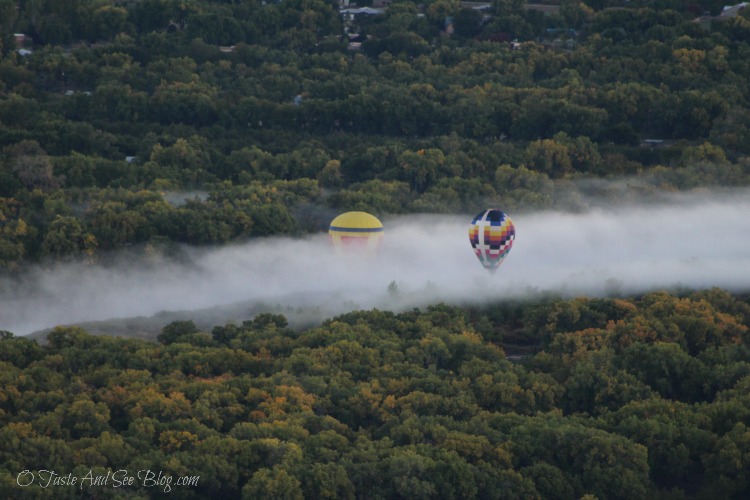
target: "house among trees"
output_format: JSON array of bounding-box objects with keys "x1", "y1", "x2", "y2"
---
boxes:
[
  {"x1": 721, "y1": 1, "x2": 749, "y2": 16},
  {"x1": 524, "y1": 3, "x2": 561, "y2": 15},
  {"x1": 13, "y1": 33, "x2": 28, "y2": 48},
  {"x1": 459, "y1": 1, "x2": 492, "y2": 10},
  {"x1": 694, "y1": 2, "x2": 748, "y2": 29}
]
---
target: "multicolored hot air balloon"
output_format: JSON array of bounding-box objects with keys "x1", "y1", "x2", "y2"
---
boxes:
[
  {"x1": 328, "y1": 211, "x2": 384, "y2": 253},
  {"x1": 469, "y1": 209, "x2": 515, "y2": 273}
]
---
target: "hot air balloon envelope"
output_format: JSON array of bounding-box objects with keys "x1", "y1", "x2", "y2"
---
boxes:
[
  {"x1": 469, "y1": 209, "x2": 515, "y2": 273},
  {"x1": 329, "y1": 211, "x2": 384, "y2": 253}
]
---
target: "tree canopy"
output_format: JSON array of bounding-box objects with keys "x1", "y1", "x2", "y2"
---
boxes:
[
  {"x1": 1, "y1": 289, "x2": 749, "y2": 497},
  {"x1": 2, "y1": 0, "x2": 750, "y2": 269}
]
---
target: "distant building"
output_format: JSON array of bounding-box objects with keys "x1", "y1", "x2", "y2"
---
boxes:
[
  {"x1": 14, "y1": 34, "x2": 33, "y2": 55},
  {"x1": 524, "y1": 4, "x2": 562, "y2": 15},
  {"x1": 694, "y1": 2, "x2": 748, "y2": 29},
  {"x1": 720, "y1": 2, "x2": 748, "y2": 17},
  {"x1": 460, "y1": 1, "x2": 492, "y2": 10},
  {"x1": 340, "y1": 7, "x2": 385, "y2": 15}
]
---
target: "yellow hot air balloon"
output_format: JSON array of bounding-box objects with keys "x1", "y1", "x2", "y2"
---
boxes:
[{"x1": 328, "y1": 211, "x2": 384, "y2": 253}]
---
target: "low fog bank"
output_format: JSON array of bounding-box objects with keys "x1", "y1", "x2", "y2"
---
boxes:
[{"x1": 2, "y1": 188, "x2": 750, "y2": 337}]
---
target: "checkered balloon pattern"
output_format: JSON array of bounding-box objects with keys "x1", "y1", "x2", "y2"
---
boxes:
[{"x1": 468, "y1": 209, "x2": 515, "y2": 273}]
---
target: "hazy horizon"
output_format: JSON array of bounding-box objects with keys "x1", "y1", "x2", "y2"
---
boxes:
[{"x1": 2, "y1": 187, "x2": 750, "y2": 336}]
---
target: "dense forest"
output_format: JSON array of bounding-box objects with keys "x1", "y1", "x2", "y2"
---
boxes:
[
  {"x1": 2, "y1": 289, "x2": 750, "y2": 498},
  {"x1": 2, "y1": 0, "x2": 750, "y2": 498},
  {"x1": 2, "y1": 0, "x2": 750, "y2": 270}
]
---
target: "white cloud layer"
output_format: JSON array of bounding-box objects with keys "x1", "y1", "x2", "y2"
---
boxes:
[{"x1": 2, "y1": 188, "x2": 750, "y2": 336}]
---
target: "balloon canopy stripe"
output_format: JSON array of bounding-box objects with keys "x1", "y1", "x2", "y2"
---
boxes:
[{"x1": 328, "y1": 226, "x2": 384, "y2": 233}]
